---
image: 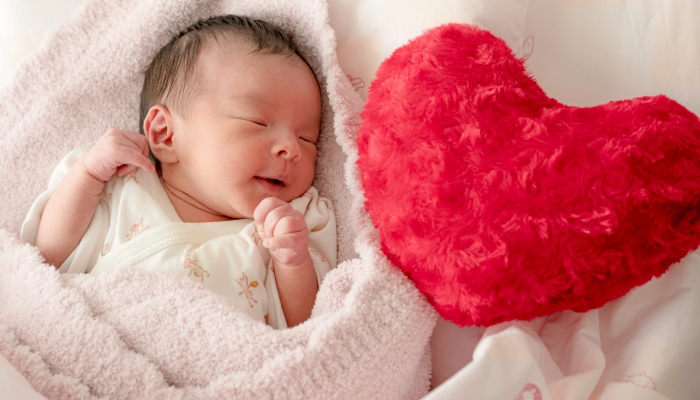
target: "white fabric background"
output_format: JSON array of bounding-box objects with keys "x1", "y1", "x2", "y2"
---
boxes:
[
  {"x1": 523, "y1": 0, "x2": 700, "y2": 116},
  {"x1": 327, "y1": 0, "x2": 529, "y2": 100}
]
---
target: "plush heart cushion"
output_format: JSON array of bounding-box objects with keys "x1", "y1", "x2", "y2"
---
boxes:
[{"x1": 357, "y1": 23, "x2": 700, "y2": 327}]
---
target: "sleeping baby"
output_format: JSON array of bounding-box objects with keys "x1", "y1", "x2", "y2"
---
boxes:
[{"x1": 20, "y1": 15, "x2": 336, "y2": 329}]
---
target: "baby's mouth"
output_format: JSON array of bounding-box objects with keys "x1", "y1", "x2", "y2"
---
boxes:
[{"x1": 255, "y1": 176, "x2": 286, "y2": 188}]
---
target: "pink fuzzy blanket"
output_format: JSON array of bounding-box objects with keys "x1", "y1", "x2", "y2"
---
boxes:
[{"x1": 0, "y1": 0, "x2": 436, "y2": 398}]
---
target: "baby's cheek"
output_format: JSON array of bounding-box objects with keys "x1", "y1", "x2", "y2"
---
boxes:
[{"x1": 297, "y1": 160, "x2": 316, "y2": 193}]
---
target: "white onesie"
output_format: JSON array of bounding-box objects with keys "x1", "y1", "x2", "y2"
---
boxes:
[{"x1": 21, "y1": 143, "x2": 337, "y2": 329}]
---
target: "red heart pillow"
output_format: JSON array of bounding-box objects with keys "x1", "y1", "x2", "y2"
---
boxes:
[{"x1": 357, "y1": 24, "x2": 700, "y2": 327}]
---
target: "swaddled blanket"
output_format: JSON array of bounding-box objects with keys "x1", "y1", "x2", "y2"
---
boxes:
[{"x1": 0, "y1": 0, "x2": 437, "y2": 398}]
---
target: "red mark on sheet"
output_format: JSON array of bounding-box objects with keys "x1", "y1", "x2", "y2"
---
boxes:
[
  {"x1": 515, "y1": 383, "x2": 542, "y2": 400},
  {"x1": 625, "y1": 372, "x2": 656, "y2": 390},
  {"x1": 347, "y1": 75, "x2": 366, "y2": 91},
  {"x1": 523, "y1": 36, "x2": 534, "y2": 61}
]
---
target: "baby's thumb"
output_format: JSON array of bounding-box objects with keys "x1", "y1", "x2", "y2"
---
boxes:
[{"x1": 116, "y1": 164, "x2": 138, "y2": 176}]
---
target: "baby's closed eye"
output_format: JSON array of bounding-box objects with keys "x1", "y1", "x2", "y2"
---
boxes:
[
  {"x1": 234, "y1": 117, "x2": 267, "y2": 128},
  {"x1": 298, "y1": 131, "x2": 319, "y2": 145}
]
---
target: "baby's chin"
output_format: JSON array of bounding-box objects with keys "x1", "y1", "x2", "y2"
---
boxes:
[
  {"x1": 227, "y1": 206, "x2": 255, "y2": 220},
  {"x1": 235, "y1": 197, "x2": 274, "y2": 220},
  {"x1": 214, "y1": 200, "x2": 253, "y2": 220}
]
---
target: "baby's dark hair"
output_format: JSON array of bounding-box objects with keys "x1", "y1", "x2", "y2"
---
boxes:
[{"x1": 139, "y1": 15, "x2": 307, "y2": 149}]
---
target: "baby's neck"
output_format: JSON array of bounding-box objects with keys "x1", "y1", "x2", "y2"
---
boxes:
[{"x1": 159, "y1": 175, "x2": 232, "y2": 223}]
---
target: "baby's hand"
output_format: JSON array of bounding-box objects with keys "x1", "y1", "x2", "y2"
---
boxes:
[
  {"x1": 81, "y1": 129, "x2": 155, "y2": 182},
  {"x1": 254, "y1": 197, "x2": 311, "y2": 268}
]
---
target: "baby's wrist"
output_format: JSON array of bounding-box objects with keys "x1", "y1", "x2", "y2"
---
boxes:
[
  {"x1": 272, "y1": 249, "x2": 313, "y2": 270},
  {"x1": 72, "y1": 160, "x2": 108, "y2": 197}
]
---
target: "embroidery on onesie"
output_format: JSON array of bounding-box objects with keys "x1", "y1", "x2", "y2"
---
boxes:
[
  {"x1": 124, "y1": 169, "x2": 139, "y2": 183},
  {"x1": 303, "y1": 191, "x2": 313, "y2": 211},
  {"x1": 252, "y1": 223, "x2": 262, "y2": 245},
  {"x1": 319, "y1": 197, "x2": 334, "y2": 212},
  {"x1": 126, "y1": 218, "x2": 150, "y2": 241},
  {"x1": 309, "y1": 248, "x2": 326, "y2": 263},
  {"x1": 236, "y1": 271, "x2": 259, "y2": 308},
  {"x1": 182, "y1": 252, "x2": 210, "y2": 282}
]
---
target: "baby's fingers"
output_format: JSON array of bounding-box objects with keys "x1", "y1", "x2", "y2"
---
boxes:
[
  {"x1": 263, "y1": 232, "x2": 305, "y2": 250},
  {"x1": 270, "y1": 212, "x2": 307, "y2": 238},
  {"x1": 126, "y1": 131, "x2": 154, "y2": 166},
  {"x1": 117, "y1": 146, "x2": 155, "y2": 173},
  {"x1": 254, "y1": 197, "x2": 288, "y2": 232}
]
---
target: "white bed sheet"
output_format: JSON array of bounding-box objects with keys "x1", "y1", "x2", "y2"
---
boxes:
[
  {"x1": 327, "y1": 0, "x2": 529, "y2": 101},
  {"x1": 523, "y1": 0, "x2": 700, "y2": 116},
  {"x1": 426, "y1": 253, "x2": 700, "y2": 400}
]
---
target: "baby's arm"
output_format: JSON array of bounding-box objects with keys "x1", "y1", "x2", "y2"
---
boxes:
[
  {"x1": 254, "y1": 198, "x2": 318, "y2": 327},
  {"x1": 35, "y1": 129, "x2": 154, "y2": 267}
]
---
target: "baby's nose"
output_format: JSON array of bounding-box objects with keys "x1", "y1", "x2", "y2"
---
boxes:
[{"x1": 274, "y1": 132, "x2": 301, "y2": 161}]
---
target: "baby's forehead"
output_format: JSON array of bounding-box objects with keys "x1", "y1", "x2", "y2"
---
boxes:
[
  {"x1": 181, "y1": 33, "x2": 320, "y2": 116},
  {"x1": 195, "y1": 43, "x2": 312, "y2": 94},
  {"x1": 198, "y1": 35, "x2": 304, "y2": 68}
]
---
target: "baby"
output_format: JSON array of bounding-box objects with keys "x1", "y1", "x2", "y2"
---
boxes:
[{"x1": 20, "y1": 15, "x2": 336, "y2": 329}]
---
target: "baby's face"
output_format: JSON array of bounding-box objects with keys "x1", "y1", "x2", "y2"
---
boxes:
[{"x1": 168, "y1": 44, "x2": 321, "y2": 219}]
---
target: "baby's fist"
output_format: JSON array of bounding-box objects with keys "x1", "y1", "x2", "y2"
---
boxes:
[{"x1": 254, "y1": 197, "x2": 310, "y2": 267}]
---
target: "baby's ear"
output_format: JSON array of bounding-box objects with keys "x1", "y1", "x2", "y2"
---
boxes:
[{"x1": 143, "y1": 105, "x2": 178, "y2": 164}]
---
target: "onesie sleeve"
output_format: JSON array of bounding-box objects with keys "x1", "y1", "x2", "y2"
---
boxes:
[{"x1": 20, "y1": 143, "x2": 111, "y2": 273}]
